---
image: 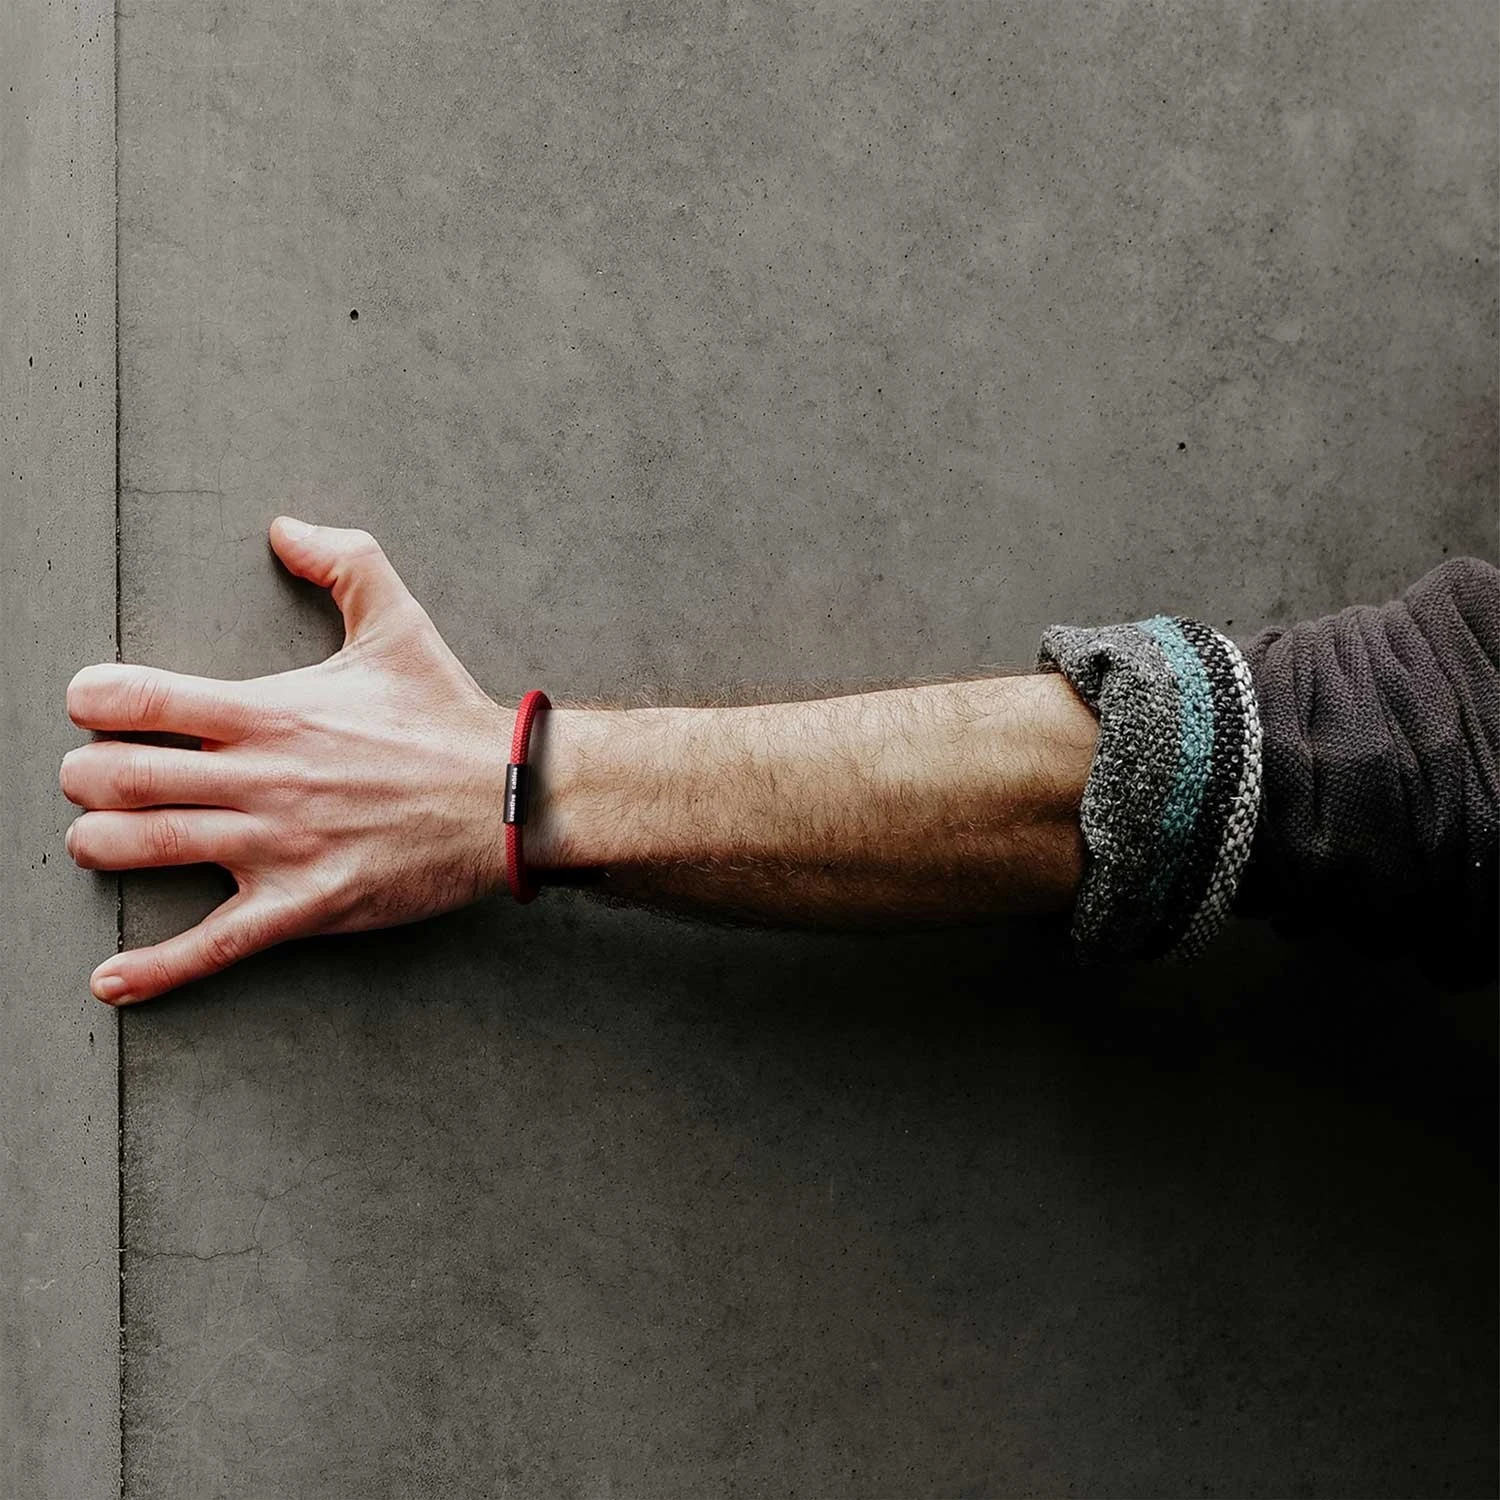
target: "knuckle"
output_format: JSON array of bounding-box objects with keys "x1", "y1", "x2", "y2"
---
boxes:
[
  {"x1": 241, "y1": 698, "x2": 268, "y2": 738},
  {"x1": 243, "y1": 686, "x2": 295, "y2": 741},
  {"x1": 146, "y1": 812, "x2": 189, "y2": 864},
  {"x1": 199, "y1": 924, "x2": 246, "y2": 973},
  {"x1": 118, "y1": 749, "x2": 156, "y2": 805},
  {"x1": 126, "y1": 671, "x2": 169, "y2": 727},
  {"x1": 140, "y1": 952, "x2": 177, "y2": 997},
  {"x1": 219, "y1": 702, "x2": 255, "y2": 744}
]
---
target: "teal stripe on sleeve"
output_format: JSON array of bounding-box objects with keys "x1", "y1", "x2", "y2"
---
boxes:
[{"x1": 1136, "y1": 614, "x2": 1216, "y2": 915}]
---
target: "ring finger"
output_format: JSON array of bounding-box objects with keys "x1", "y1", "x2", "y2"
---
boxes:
[
  {"x1": 66, "y1": 808, "x2": 264, "y2": 872},
  {"x1": 60, "y1": 741, "x2": 250, "y2": 811}
]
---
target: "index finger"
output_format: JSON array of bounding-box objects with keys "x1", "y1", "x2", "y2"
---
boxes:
[{"x1": 66, "y1": 663, "x2": 263, "y2": 743}]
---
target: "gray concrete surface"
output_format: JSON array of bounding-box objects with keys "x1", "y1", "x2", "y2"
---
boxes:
[
  {"x1": 0, "y1": 1, "x2": 119, "y2": 1496},
  {"x1": 116, "y1": 1, "x2": 1496, "y2": 1495}
]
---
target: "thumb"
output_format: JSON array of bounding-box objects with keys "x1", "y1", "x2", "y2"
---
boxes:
[
  {"x1": 270, "y1": 516, "x2": 417, "y2": 642},
  {"x1": 89, "y1": 889, "x2": 282, "y2": 1006}
]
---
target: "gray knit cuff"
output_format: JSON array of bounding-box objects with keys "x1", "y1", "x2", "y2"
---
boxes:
[{"x1": 1036, "y1": 615, "x2": 1264, "y2": 964}]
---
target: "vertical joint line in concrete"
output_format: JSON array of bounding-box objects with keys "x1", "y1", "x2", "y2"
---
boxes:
[{"x1": 112, "y1": 0, "x2": 125, "y2": 1492}]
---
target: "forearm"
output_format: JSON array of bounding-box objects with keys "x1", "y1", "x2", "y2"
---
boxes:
[{"x1": 522, "y1": 672, "x2": 1100, "y2": 929}]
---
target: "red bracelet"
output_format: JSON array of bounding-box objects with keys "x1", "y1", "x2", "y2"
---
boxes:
[{"x1": 502, "y1": 689, "x2": 551, "y2": 904}]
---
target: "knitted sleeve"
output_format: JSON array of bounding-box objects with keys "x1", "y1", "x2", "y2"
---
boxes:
[
  {"x1": 1034, "y1": 616, "x2": 1263, "y2": 963},
  {"x1": 1230, "y1": 556, "x2": 1500, "y2": 987},
  {"x1": 1034, "y1": 556, "x2": 1500, "y2": 982}
]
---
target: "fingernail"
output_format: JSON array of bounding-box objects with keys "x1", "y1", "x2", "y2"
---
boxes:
[
  {"x1": 92, "y1": 973, "x2": 129, "y2": 1004},
  {"x1": 279, "y1": 517, "x2": 313, "y2": 539}
]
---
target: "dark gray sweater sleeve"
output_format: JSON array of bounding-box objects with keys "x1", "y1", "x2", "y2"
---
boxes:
[{"x1": 1230, "y1": 556, "x2": 1500, "y2": 987}]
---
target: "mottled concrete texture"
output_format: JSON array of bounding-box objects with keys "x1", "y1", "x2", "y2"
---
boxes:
[
  {"x1": 118, "y1": 2, "x2": 1496, "y2": 1496},
  {"x1": 0, "y1": 1, "x2": 119, "y2": 1496}
]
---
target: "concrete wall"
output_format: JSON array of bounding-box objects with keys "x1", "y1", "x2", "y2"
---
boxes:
[
  {"x1": 0, "y1": 1, "x2": 119, "y2": 1495},
  {"x1": 5, "y1": 0, "x2": 1495, "y2": 1495}
]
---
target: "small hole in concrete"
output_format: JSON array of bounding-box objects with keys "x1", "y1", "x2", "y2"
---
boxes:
[
  {"x1": 1178, "y1": 442, "x2": 1186, "y2": 450},
  {"x1": 349, "y1": 309, "x2": 359, "y2": 321}
]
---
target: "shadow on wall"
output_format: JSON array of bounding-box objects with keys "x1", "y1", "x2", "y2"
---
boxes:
[
  {"x1": 126, "y1": 863, "x2": 1498, "y2": 1176},
  {"x1": 116, "y1": 870, "x2": 1498, "y2": 1492}
]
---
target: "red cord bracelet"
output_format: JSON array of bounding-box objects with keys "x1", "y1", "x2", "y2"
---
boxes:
[{"x1": 502, "y1": 689, "x2": 551, "y2": 904}]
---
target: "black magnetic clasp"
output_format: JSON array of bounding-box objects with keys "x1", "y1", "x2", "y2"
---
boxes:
[{"x1": 502, "y1": 762, "x2": 529, "y2": 825}]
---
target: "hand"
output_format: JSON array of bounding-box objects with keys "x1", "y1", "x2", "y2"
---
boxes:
[{"x1": 61, "y1": 518, "x2": 514, "y2": 1006}]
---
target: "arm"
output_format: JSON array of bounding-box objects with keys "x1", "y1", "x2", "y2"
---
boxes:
[
  {"x1": 62, "y1": 519, "x2": 1497, "y2": 1007},
  {"x1": 523, "y1": 672, "x2": 1099, "y2": 929},
  {"x1": 1232, "y1": 556, "x2": 1500, "y2": 987},
  {"x1": 61, "y1": 519, "x2": 1097, "y2": 1006}
]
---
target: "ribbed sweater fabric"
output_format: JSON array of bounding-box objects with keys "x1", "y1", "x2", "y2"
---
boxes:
[
  {"x1": 1232, "y1": 556, "x2": 1500, "y2": 987},
  {"x1": 1036, "y1": 556, "x2": 1499, "y2": 984}
]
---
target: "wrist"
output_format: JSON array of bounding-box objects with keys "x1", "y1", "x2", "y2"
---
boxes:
[
  {"x1": 518, "y1": 703, "x2": 594, "y2": 875},
  {"x1": 522, "y1": 702, "x2": 713, "y2": 875}
]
